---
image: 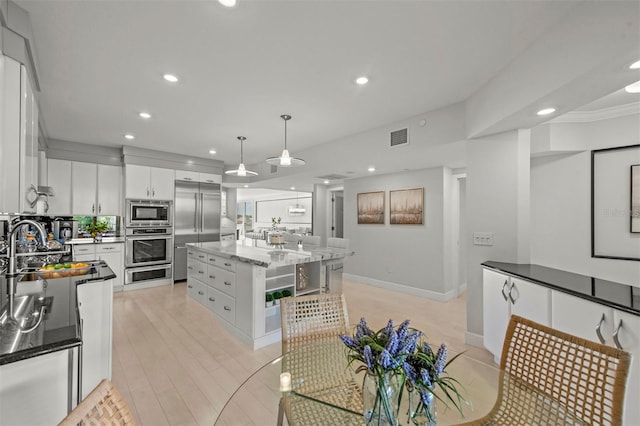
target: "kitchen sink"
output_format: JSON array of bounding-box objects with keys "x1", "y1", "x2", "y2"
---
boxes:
[{"x1": 0, "y1": 295, "x2": 51, "y2": 355}]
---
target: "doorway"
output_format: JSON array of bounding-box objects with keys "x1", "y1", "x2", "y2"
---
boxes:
[{"x1": 330, "y1": 190, "x2": 344, "y2": 238}]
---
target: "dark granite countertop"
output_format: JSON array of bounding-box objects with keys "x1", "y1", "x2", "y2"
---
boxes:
[
  {"x1": 482, "y1": 261, "x2": 640, "y2": 316},
  {"x1": 0, "y1": 260, "x2": 115, "y2": 365}
]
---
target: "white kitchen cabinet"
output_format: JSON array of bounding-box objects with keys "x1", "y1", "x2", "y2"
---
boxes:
[
  {"x1": 482, "y1": 268, "x2": 551, "y2": 362},
  {"x1": 0, "y1": 55, "x2": 39, "y2": 214},
  {"x1": 77, "y1": 278, "x2": 113, "y2": 399},
  {"x1": 125, "y1": 164, "x2": 175, "y2": 200},
  {"x1": 552, "y1": 291, "x2": 640, "y2": 425},
  {"x1": 96, "y1": 244, "x2": 124, "y2": 290},
  {"x1": 47, "y1": 159, "x2": 72, "y2": 214},
  {"x1": 71, "y1": 162, "x2": 122, "y2": 215},
  {"x1": 73, "y1": 244, "x2": 95, "y2": 262},
  {"x1": 175, "y1": 170, "x2": 222, "y2": 184}
]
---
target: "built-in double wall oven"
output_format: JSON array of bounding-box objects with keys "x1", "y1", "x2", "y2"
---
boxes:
[{"x1": 124, "y1": 199, "x2": 173, "y2": 286}]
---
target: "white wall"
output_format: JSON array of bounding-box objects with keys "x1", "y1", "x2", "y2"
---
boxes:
[
  {"x1": 530, "y1": 114, "x2": 640, "y2": 285},
  {"x1": 343, "y1": 167, "x2": 456, "y2": 300}
]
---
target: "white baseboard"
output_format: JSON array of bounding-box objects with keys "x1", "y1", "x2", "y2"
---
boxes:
[
  {"x1": 343, "y1": 273, "x2": 462, "y2": 302},
  {"x1": 465, "y1": 331, "x2": 484, "y2": 348}
]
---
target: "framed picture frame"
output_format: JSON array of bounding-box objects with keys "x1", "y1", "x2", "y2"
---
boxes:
[
  {"x1": 591, "y1": 144, "x2": 640, "y2": 261},
  {"x1": 632, "y1": 164, "x2": 640, "y2": 233},
  {"x1": 357, "y1": 191, "x2": 385, "y2": 224},
  {"x1": 390, "y1": 187, "x2": 424, "y2": 225}
]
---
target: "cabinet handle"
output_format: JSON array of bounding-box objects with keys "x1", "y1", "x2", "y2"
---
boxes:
[
  {"x1": 152, "y1": 188, "x2": 155, "y2": 197},
  {"x1": 224, "y1": 306, "x2": 231, "y2": 311},
  {"x1": 187, "y1": 266, "x2": 193, "y2": 270},
  {"x1": 205, "y1": 179, "x2": 214, "y2": 183},
  {"x1": 595, "y1": 313, "x2": 606, "y2": 344},
  {"x1": 209, "y1": 297, "x2": 215, "y2": 302},
  {"x1": 198, "y1": 255, "x2": 205, "y2": 259},
  {"x1": 224, "y1": 281, "x2": 231, "y2": 286},
  {"x1": 198, "y1": 291, "x2": 204, "y2": 295},
  {"x1": 224, "y1": 262, "x2": 232, "y2": 267},
  {"x1": 209, "y1": 275, "x2": 215, "y2": 280},
  {"x1": 501, "y1": 280, "x2": 509, "y2": 302},
  {"x1": 92, "y1": 203, "x2": 95, "y2": 213},
  {"x1": 508, "y1": 282, "x2": 517, "y2": 305},
  {"x1": 210, "y1": 258, "x2": 216, "y2": 262},
  {"x1": 98, "y1": 203, "x2": 102, "y2": 213},
  {"x1": 187, "y1": 284, "x2": 193, "y2": 288},
  {"x1": 198, "y1": 270, "x2": 204, "y2": 275},
  {"x1": 184, "y1": 177, "x2": 193, "y2": 181},
  {"x1": 146, "y1": 188, "x2": 150, "y2": 196},
  {"x1": 613, "y1": 319, "x2": 624, "y2": 350}
]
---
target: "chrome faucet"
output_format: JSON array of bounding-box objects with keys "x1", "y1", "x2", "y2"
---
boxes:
[{"x1": 3, "y1": 219, "x2": 48, "y2": 334}]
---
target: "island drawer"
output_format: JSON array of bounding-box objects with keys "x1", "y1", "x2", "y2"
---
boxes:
[
  {"x1": 187, "y1": 278, "x2": 207, "y2": 305},
  {"x1": 187, "y1": 258, "x2": 207, "y2": 282},
  {"x1": 188, "y1": 249, "x2": 208, "y2": 263},
  {"x1": 206, "y1": 265, "x2": 236, "y2": 297},
  {"x1": 206, "y1": 286, "x2": 235, "y2": 325},
  {"x1": 206, "y1": 254, "x2": 236, "y2": 272},
  {"x1": 95, "y1": 243, "x2": 122, "y2": 254}
]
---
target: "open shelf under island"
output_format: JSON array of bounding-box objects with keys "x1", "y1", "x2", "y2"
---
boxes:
[{"x1": 185, "y1": 241, "x2": 354, "y2": 349}]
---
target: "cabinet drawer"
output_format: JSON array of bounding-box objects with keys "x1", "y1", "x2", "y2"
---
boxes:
[
  {"x1": 206, "y1": 287, "x2": 235, "y2": 325},
  {"x1": 206, "y1": 265, "x2": 236, "y2": 297},
  {"x1": 95, "y1": 243, "x2": 122, "y2": 254},
  {"x1": 186, "y1": 279, "x2": 206, "y2": 305},
  {"x1": 206, "y1": 254, "x2": 236, "y2": 272},
  {"x1": 73, "y1": 245, "x2": 95, "y2": 256},
  {"x1": 188, "y1": 250, "x2": 207, "y2": 263},
  {"x1": 187, "y1": 259, "x2": 207, "y2": 282}
]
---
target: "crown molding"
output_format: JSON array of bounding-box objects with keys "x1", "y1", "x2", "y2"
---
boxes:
[{"x1": 550, "y1": 102, "x2": 640, "y2": 123}]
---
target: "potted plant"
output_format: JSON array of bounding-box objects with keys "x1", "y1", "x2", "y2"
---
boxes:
[
  {"x1": 282, "y1": 289, "x2": 292, "y2": 298},
  {"x1": 273, "y1": 290, "x2": 283, "y2": 305},
  {"x1": 265, "y1": 293, "x2": 274, "y2": 308}
]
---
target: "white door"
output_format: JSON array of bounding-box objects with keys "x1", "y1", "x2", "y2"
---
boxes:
[
  {"x1": 482, "y1": 268, "x2": 511, "y2": 359},
  {"x1": 97, "y1": 164, "x2": 121, "y2": 215},
  {"x1": 552, "y1": 290, "x2": 613, "y2": 345},
  {"x1": 509, "y1": 277, "x2": 551, "y2": 326},
  {"x1": 150, "y1": 167, "x2": 175, "y2": 200},
  {"x1": 47, "y1": 159, "x2": 72, "y2": 214},
  {"x1": 72, "y1": 162, "x2": 97, "y2": 215},
  {"x1": 125, "y1": 164, "x2": 151, "y2": 199},
  {"x1": 612, "y1": 309, "x2": 640, "y2": 425}
]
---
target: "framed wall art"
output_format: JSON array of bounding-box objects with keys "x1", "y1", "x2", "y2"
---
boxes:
[
  {"x1": 632, "y1": 164, "x2": 640, "y2": 233},
  {"x1": 390, "y1": 187, "x2": 424, "y2": 225},
  {"x1": 357, "y1": 191, "x2": 385, "y2": 224},
  {"x1": 591, "y1": 144, "x2": 640, "y2": 261}
]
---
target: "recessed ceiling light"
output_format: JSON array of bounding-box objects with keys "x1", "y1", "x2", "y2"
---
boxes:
[
  {"x1": 163, "y1": 73, "x2": 179, "y2": 83},
  {"x1": 536, "y1": 108, "x2": 556, "y2": 116},
  {"x1": 218, "y1": 0, "x2": 237, "y2": 7},
  {"x1": 124, "y1": 134, "x2": 135, "y2": 140},
  {"x1": 629, "y1": 60, "x2": 640, "y2": 69},
  {"x1": 244, "y1": 184, "x2": 249, "y2": 188},
  {"x1": 624, "y1": 80, "x2": 640, "y2": 93},
  {"x1": 324, "y1": 180, "x2": 330, "y2": 184},
  {"x1": 356, "y1": 76, "x2": 369, "y2": 85},
  {"x1": 209, "y1": 149, "x2": 216, "y2": 155},
  {"x1": 187, "y1": 160, "x2": 194, "y2": 165},
  {"x1": 290, "y1": 186, "x2": 295, "y2": 190},
  {"x1": 368, "y1": 167, "x2": 376, "y2": 172},
  {"x1": 139, "y1": 112, "x2": 151, "y2": 119}
]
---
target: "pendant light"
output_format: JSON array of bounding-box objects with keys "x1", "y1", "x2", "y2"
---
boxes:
[
  {"x1": 288, "y1": 192, "x2": 306, "y2": 215},
  {"x1": 225, "y1": 136, "x2": 258, "y2": 176},
  {"x1": 266, "y1": 115, "x2": 305, "y2": 167}
]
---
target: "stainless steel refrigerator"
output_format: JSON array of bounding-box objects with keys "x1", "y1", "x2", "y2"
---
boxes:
[{"x1": 174, "y1": 180, "x2": 221, "y2": 281}]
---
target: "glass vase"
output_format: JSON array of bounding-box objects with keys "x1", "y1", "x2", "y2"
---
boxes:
[
  {"x1": 363, "y1": 371, "x2": 402, "y2": 426},
  {"x1": 408, "y1": 389, "x2": 436, "y2": 426}
]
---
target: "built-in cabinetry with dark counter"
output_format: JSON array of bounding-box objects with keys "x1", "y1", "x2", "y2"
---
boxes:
[
  {"x1": 482, "y1": 261, "x2": 640, "y2": 425},
  {"x1": 0, "y1": 261, "x2": 115, "y2": 425}
]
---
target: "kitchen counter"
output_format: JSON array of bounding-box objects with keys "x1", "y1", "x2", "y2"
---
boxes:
[
  {"x1": 482, "y1": 261, "x2": 640, "y2": 316},
  {"x1": 186, "y1": 240, "x2": 354, "y2": 268},
  {"x1": 0, "y1": 260, "x2": 115, "y2": 365},
  {"x1": 66, "y1": 237, "x2": 125, "y2": 245}
]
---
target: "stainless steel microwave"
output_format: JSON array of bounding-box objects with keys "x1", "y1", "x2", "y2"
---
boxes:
[{"x1": 125, "y1": 199, "x2": 172, "y2": 227}]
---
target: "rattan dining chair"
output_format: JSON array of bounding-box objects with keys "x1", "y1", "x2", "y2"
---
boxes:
[
  {"x1": 58, "y1": 379, "x2": 136, "y2": 426},
  {"x1": 460, "y1": 315, "x2": 631, "y2": 426},
  {"x1": 278, "y1": 293, "x2": 362, "y2": 425}
]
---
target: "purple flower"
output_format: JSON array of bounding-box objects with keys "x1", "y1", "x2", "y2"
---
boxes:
[
  {"x1": 420, "y1": 368, "x2": 433, "y2": 388},
  {"x1": 380, "y1": 319, "x2": 394, "y2": 340},
  {"x1": 401, "y1": 331, "x2": 421, "y2": 355},
  {"x1": 364, "y1": 345, "x2": 373, "y2": 370},
  {"x1": 397, "y1": 320, "x2": 410, "y2": 343},
  {"x1": 421, "y1": 342, "x2": 433, "y2": 357},
  {"x1": 435, "y1": 343, "x2": 448, "y2": 376},
  {"x1": 339, "y1": 334, "x2": 359, "y2": 351},
  {"x1": 356, "y1": 317, "x2": 374, "y2": 339},
  {"x1": 403, "y1": 361, "x2": 417, "y2": 383},
  {"x1": 385, "y1": 330, "x2": 399, "y2": 356},
  {"x1": 378, "y1": 349, "x2": 393, "y2": 370}
]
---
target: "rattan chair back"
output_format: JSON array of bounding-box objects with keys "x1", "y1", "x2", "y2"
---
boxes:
[
  {"x1": 58, "y1": 379, "x2": 136, "y2": 426},
  {"x1": 280, "y1": 292, "x2": 349, "y2": 353},
  {"x1": 464, "y1": 315, "x2": 631, "y2": 425}
]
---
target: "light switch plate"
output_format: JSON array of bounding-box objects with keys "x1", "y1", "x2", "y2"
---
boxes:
[{"x1": 473, "y1": 232, "x2": 494, "y2": 246}]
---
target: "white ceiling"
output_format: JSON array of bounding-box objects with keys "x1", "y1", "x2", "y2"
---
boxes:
[{"x1": 12, "y1": 0, "x2": 640, "y2": 191}]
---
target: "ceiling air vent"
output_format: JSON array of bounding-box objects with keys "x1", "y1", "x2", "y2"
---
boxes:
[
  {"x1": 270, "y1": 165, "x2": 278, "y2": 173},
  {"x1": 390, "y1": 128, "x2": 409, "y2": 147},
  {"x1": 317, "y1": 174, "x2": 349, "y2": 181}
]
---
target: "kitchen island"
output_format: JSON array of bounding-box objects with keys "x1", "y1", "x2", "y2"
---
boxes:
[
  {"x1": 0, "y1": 261, "x2": 115, "y2": 425},
  {"x1": 186, "y1": 240, "x2": 353, "y2": 349}
]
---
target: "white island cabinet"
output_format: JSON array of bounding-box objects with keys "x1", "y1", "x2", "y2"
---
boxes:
[{"x1": 186, "y1": 242, "x2": 352, "y2": 349}]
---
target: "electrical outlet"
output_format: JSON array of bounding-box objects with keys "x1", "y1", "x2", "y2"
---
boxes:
[{"x1": 473, "y1": 232, "x2": 494, "y2": 246}]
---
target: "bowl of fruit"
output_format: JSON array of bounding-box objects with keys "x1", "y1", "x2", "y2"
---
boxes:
[{"x1": 37, "y1": 262, "x2": 91, "y2": 279}]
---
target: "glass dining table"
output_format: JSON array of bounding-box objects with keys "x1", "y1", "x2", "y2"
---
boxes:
[{"x1": 214, "y1": 337, "x2": 501, "y2": 425}]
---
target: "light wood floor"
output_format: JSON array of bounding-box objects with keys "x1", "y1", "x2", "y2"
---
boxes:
[{"x1": 112, "y1": 279, "x2": 492, "y2": 425}]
